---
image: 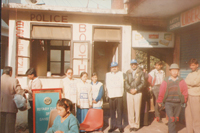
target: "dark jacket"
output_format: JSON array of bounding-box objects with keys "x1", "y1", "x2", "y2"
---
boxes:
[{"x1": 125, "y1": 67, "x2": 145, "y2": 94}]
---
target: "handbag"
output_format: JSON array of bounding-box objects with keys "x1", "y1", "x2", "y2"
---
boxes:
[{"x1": 13, "y1": 94, "x2": 27, "y2": 111}]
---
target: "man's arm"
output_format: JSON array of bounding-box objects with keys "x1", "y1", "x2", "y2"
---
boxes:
[
  {"x1": 124, "y1": 72, "x2": 131, "y2": 93},
  {"x1": 15, "y1": 79, "x2": 25, "y2": 96},
  {"x1": 135, "y1": 72, "x2": 145, "y2": 93},
  {"x1": 180, "y1": 80, "x2": 188, "y2": 103},
  {"x1": 157, "y1": 81, "x2": 167, "y2": 104}
]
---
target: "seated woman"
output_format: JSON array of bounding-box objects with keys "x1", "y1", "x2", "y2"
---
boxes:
[{"x1": 46, "y1": 98, "x2": 79, "y2": 133}]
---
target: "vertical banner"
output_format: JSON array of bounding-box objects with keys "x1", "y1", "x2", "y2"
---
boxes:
[
  {"x1": 72, "y1": 42, "x2": 90, "y2": 77},
  {"x1": 33, "y1": 88, "x2": 62, "y2": 133}
]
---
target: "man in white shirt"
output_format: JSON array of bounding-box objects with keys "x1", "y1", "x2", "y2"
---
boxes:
[
  {"x1": 148, "y1": 61, "x2": 165, "y2": 122},
  {"x1": 25, "y1": 68, "x2": 42, "y2": 133},
  {"x1": 106, "y1": 62, "x2": 124, "y2": 133}
]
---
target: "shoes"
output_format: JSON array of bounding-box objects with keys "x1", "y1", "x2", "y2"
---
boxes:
[
  {"x1": 108, "y1": 127, "x2": 117, "y2": 132},
  {"x1": 129, "y1": 128, "x2": 139, "y2": 132},
  {"x1": 119, "y1": 128, "x2": 124, "y2": 133},
  {"x1": 156, "y1": 117, "x2": 163, "y2": 123},
  {"x1": 133, "y1": 128, "x2": 139, "y2": 131},
  {"x1": 129, "y1": 128, "x2": 135, "y2": 132}
]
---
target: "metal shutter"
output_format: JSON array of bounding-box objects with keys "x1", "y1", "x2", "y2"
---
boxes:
[{"x1": 180, "y1": 24, "x2": 200, "y2": 79}]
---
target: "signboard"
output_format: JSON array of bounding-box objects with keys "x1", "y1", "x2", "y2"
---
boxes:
[
  {"x1": 32, "y1": 88, "x2": 62, "y2": 133},
  {"x1": 168, "y1": 5, "x2": 200, "y2": 31},
  {"x1": 132, "y1": 31, "x2": 174, "y2": 48}
]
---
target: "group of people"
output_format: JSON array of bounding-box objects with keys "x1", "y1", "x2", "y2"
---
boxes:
[{"x1": 0, "y1": 58, "x2": 200, "y2": 133}]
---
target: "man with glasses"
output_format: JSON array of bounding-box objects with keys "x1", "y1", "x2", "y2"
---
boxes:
[{"x1": 125, "y1": 59, "x2": 145, "y2": 132}]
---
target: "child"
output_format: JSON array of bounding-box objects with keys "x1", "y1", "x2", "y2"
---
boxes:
[
  {"x1": 76, "y1": 72, "x2": 92, "y2": 124},
  {"x1": 91, "y1": 72, "x2": 104, "y2": 109},
  {"x1": 157, "y1": 63, "x2": 188, "y2": 133},
  {"x1": 46, "y1": 98, "x2": 79, "y2": 133}
]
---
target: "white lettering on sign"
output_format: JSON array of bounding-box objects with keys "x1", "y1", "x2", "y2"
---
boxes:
[{"x1": 181, "y1": 5, "x2": 200, "y2": 27}]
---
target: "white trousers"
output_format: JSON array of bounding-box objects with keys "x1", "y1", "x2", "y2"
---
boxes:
[{"x1": 127, "y1": 92, "x2": 142, "y2": 129}]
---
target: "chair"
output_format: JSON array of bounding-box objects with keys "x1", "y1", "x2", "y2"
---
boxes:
[{"x1": 79, "y1": 108, "x2": 103, "y2": 132}]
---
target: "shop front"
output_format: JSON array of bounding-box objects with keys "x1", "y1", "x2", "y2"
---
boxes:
[{"x1": 168, "y1": 5, "x2": 200, "y2": 78}]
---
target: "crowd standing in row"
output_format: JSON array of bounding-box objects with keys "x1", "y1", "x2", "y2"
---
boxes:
[{"x1": 0, "y1": 58, "x2": 200, "y2": 133}]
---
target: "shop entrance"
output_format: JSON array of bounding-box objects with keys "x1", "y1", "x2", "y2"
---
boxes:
[{"x1": 93, "y1": 42, "x2": 119, "y2": 82}]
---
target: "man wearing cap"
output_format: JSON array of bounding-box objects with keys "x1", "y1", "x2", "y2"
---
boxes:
[
  {"x1": 157, "y1": 63, "x2": 188, "y2": 133},
  {"x1": 105, "y1": 62, "x2": 124, "y2": 132},
  {"x1": 185, "y1": 58, "x2": 200, "y2": 133},
  {"x1": 0, "y1": 66, "x2": 25, "y2": 133},
  {"x1": 124, "y1": 59, "x2": 145, "y2": 132}
]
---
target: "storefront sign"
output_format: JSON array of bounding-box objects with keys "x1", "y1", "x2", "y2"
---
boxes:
[
  {"x1": 132, "y1": 31, "x2": 174, "y2": 48},
  {"x1": 168, "y1": 5, "x2": 200, "y2": 30},
  {"x1": 30, "y1": 14, "x2": 68, "y2": 23},
  {"x1": 16, "y1": 21, "x2": 24, "y2": 37},
  {"x1": 168, "y1": 15, "x2": 181, "y2": 31},
  {"x1": 181, "y1": 5, "x2": 200, "y2": 27}
]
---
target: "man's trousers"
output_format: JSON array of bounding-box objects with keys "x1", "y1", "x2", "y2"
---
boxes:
[
  {"x1": 109, "y1": 97, "x2": 123, "y2": 129},
  {"x1": 127, "y1": 92, "x2": 142, "y2": 129},
  {"x1": 165, "y1": 102, "x2": 181, "y2": 133},
  {"x1": 185, "y1": 95, "x2": 200, "y2": 133},
  {"x1": 0, "y1": 112, "x2": 16, "y2": 133}
]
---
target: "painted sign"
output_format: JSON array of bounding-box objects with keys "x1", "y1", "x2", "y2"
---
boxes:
[
  {"x1": 73, "y1": 42, "x2": 89, "y2": 76},
  {"x1": 168, "y1": 15, "x2": 181, "y2": 31},
  {"x1": 17, "y1": 39, "x2": 30, "y2": 74},
  {"x1": 132, "y1": 31, "x2": 174, "y2": 48},
  {"x1": 30, "y1": 14, "x2": 68, "y2": 23},
  {"x1": 32, "y1": 89, "x2": 62, "y2": 133},
  {"x1": 168, "y1": 5, "x2": 200, "y2": 31},
  {"x1": 181, "y1": 5, "x2": 200, "y2": 27}
]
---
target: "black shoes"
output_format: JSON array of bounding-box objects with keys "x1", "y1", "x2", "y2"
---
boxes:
[
  {"x1": 108, "y1": 127, "x2": 117, "y2": 132},
  {"x1": 119, "y1": 128, "x2": 124, "y2": 133},
  {"x1": 108, "y1": 127, "x2": 124, "y2": 133}
]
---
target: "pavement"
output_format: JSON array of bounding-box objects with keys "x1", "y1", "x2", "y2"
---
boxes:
[{"x1": 16, "y1": 103, "x2": 187, "y2": 133}]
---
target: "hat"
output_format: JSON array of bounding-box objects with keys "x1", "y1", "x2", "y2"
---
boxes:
[
  {"x1": 110, "y1": 62, "x2": 118, "y2": 67},
  {"x1": 169, "y1": 63, "x2": 180, "y2": 70},
  {"x1": 130, "y1": 59, "x2": 137, "y2": 64}
]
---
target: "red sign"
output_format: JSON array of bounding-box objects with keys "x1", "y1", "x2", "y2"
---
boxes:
[{"x1": 181, "y1": 5, "x2": 200, "y2": 27}]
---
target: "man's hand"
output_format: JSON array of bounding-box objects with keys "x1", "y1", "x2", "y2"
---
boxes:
[
  {"x1": 92, "y1": 100, "x2": 97, "y2": 104},
  {"x1": 89, "y1": 105, "x2": 92, "y2": 108},
  {"x1": 130, "y1": 89, "x2": 137, "y2": 95},
  {"x1": 24, "y1": 89, "x2": 29, "y2": 93},
  {"x1": 158, "y1": 103, "x2": 162, "y2": 107}
]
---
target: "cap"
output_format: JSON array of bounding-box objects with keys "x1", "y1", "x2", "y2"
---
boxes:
[
  {"x1": 130, "y1": 59, "x2": 137, "y2": 64},
  {"x1": 169, "y1": 63, "x2": 180, "y2": 70},
  {"x1": 110, "y1": 62, "x2": 118, "y2": 67}
]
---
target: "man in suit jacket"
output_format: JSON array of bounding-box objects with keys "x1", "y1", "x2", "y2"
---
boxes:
[{"x1": 0, "y1": 66, "x2": 25, "y2": 133}]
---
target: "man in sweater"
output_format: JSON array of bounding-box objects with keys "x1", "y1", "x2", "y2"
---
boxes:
[
  {"x1": 106, "y1": 62, "x2": 124, "y2": 133},
  {"x1": 124, "y1": 59, "x2": 145, "y2": 132},
  {"x1": 185, "y1": 58, "x2": 200, "y2": 133},
  {"x1": 157, "y1": 63, "x2": 188, "y2": 133},
  {"x1": 148, "y1": 61, "x2": 165, "y2": 122}
]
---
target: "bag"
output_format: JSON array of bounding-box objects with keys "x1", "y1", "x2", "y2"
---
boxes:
[{"x1": 13, "y1": 94, "x2": 27, "y2": 111}]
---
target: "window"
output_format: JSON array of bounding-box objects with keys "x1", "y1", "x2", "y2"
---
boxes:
[{"x1": 47, "y1": 40, "x2": 70, "y2": 75}]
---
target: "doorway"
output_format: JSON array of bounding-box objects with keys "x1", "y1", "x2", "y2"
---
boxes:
[{"x1": 93, "y1": 42, "x2": 119, "y2": 82}]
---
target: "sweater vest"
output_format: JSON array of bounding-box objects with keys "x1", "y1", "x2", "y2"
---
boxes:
[
  {"x1": 92, "y1": 82, "x2": 103, "y2": 108},
  {"x1": 163, "y1": 77, "x2": 185, "y2": 104}
]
